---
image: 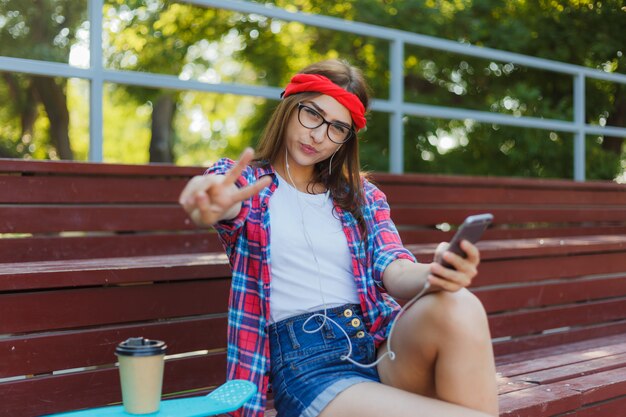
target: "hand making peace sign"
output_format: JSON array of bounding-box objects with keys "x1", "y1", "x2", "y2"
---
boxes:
[{"x1": 179, "y1": 148, "x2": 272, "y2": 226}]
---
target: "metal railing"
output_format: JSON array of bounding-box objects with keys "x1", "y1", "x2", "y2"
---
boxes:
[{"x1": 1, "y1": 0, "x2": 625, "y2": 180}]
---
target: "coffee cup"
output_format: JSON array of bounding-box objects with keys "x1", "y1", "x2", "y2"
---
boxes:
[{"x1": 115, "y1": 337, "x2": 167, "y2": 414}]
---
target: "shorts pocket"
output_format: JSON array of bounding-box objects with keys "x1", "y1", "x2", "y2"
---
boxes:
[{"x1": 283, "y1": 341, "x2": 348, "y2": 372}]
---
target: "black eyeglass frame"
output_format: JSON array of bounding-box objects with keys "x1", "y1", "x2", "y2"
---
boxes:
[{"x1": 296, "y1": 103, "x2": 355, "y2": 144}]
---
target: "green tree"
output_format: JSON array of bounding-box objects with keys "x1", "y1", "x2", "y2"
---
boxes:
[
  {"x1": 103, "y1": 0, "x2": 248, "y2": 162},
  {"x1": 0, "y1": 0, "x2": 86, "y2": 159}
]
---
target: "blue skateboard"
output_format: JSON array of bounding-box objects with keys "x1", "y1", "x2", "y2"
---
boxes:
[{"x1": 49, "y1": 380, "x2": 256, "y2": 417}]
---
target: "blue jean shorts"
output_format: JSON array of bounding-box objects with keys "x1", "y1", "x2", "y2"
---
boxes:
[{"x1": 268, "y1": 304, "x2": 380, "y2": 417}]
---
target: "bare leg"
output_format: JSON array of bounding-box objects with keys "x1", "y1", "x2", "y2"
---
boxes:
[
  {"x1": 376, "y1": 289, "x2": 498, "y2": 415},
  {"x1": 319, "y1": 382, "x2": 492, "y2": 417}
]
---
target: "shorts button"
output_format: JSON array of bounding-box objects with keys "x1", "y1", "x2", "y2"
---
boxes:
[
  {"x1": 356, "y1": 331, "x2": 365, "y2": 338},
  {"x1": 351, "y1": 318, "x2": 361, "y2": 327},
  {"x1": 343, "y1": 309, "x2": 353, "y2": 318}
]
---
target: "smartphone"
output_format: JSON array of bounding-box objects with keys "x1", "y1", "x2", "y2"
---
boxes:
[{"x1": 440, "y1": 213, "x2": 493, "y2": 269}]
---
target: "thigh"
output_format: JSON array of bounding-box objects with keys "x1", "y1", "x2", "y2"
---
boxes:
[{"x1": 319, "y1": 381, "x2": 491, "y2": 417}]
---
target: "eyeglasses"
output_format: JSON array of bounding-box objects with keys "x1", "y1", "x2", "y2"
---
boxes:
[{"x1": 297, "y1": 103, "x2": 355, "y2": 144}]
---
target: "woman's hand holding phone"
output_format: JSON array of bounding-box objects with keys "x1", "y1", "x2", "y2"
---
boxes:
[
  {"x1": 429, "y1": 240, "x2": 480, "y2": 292},
  {"x1": 427, "y1": 213, "x2": 493, "y2": 292}
]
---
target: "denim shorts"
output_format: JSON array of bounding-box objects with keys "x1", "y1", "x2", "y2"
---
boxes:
[{"x1": 268, "y1": 304, "x2": 380, "y2": 417}]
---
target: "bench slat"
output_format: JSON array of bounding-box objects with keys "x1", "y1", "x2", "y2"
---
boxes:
[
  {"x1": 475, "y1": 251, "x2": 626, "y2": 286},
  {"x1": 498, "y1": 367, "x2": 626, "y2": 417},
  {"x1": 372, "y1": 172, "x2": 626, "y2": 191},
  {"x1": 489, "y1": 297, "x2": 626, "y2": 339},
  {"x1": 571, "y1": 396, "x2": 626, "y2": 417},
  {"x1": 497, "y1": 339, "x2": 626, "y2": 378},
  {"x1": 0, "y1": 176, "x2": 188, "y2": 203},
  {"x1": 498, "y1": 383, "x2": 582, "y2": 417},
  {"x1": 494, "y1": 320, "x2": 626, "y2": 356},
  {"x1": 496, "y1": 377, "x2": 536, "y2": 395},
  {"x1": 513, "y1": 352, "x2": 626, "y2": 385},
  {"x1": 0, "y1": 205, "x2": 194, "y2": 233},
  {"x1": 2, "y1": 280, "x2": 230, "y2": 333},
  {"x1": 382, "y1": 183, "x2": 626, "y2": 205},
  {"x1": 561, "y1": 367, "x2": 626, "y2": 407},
  {"x1": 0, "y1": 159, "x2": 204, "y2": 176},
  {"x1": 475, "y1": 275, "x2": 626, "y2": 313},
  {"x1": 410, "y1": 235, "x2": 626, "y2": 262},
  {"x1": 1, "y1": 316, "x2": 227, "y2": 378},
  {"x1": 391, "y1": 206, "x2": 626, "y2": 225},
  {"x1": 0, "y1": 254, "x2": 231, "y2": 291},
  {"x1": 496, "y1": 333, "x2": 626, "y2": 366},
  {"x1": 0, "y1": 233, "x2": 222, "y2": 263},
  {"x1": 400, "y1": 226, "x2": 626, "y2": 243}
]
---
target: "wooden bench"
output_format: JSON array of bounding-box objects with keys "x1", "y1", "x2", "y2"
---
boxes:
[{"x1": 2, "y1": 159, "x2": 626, "y2": 417}]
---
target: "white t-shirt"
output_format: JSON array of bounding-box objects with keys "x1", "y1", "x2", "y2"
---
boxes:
[{"x1": 268, "y1": 173, "x2": 359, "y2": 324}]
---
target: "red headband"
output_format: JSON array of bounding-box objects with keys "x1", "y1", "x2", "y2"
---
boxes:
[{"x1": 282, "y1": 73, "x2": 367, "y2": 131}]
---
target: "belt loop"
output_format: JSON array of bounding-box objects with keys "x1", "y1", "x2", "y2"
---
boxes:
[
  {"x1": 314, "y1": 314, "x2": 336, "y2": 339},
  {"x1": 286, "y1": 321, "x2": 300, "y2": 349},
  {"x1": 323, "y1": 319, "x2": 335, "y2": 339}
]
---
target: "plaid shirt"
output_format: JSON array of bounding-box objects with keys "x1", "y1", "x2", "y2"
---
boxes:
[{"x1": 207, "y1": 158, "x2": 416, "y2": 417}]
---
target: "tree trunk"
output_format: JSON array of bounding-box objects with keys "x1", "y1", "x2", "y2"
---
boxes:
[
  {"x1": 31, "y1": 76, "x2": 73, "y2": 160},
  {"x1": 21, "y1": 83, "x2": 39, "y2": 141},
  {"x1": 2, "y1": 73, "x2": 38, "y2": 145},
  {"x1": 149, "y1": 94, "x2": 176, "y2": 163}
]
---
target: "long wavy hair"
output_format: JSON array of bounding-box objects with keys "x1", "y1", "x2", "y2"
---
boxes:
[{"x1": 254, "y1": 59, "x2": 371, "y2": 238}]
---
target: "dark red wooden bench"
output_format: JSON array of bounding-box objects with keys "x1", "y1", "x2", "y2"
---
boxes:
[{"x1": 1, "y1": 160, "x2": 626, "y2": 417}]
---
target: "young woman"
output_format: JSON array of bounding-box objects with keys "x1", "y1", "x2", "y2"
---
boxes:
[{"x1": 179, "y1": 59, "x2": 498, "y2": 417}]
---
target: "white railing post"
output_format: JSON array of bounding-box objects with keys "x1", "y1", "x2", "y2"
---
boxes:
[
  {"x1": 573, "y1": 73, "x2": 586, "y2": 181},
  {"x1": 389, "y1": 38, "x2": 404, "y2": 174},
  {"x1": 88, "y1": 0, "x2": 104, "y2": 162}
]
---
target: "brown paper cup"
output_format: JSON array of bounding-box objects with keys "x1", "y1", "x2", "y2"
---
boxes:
[{"x1": 116, "y1": 338, "x2": 167, "y2": 415}]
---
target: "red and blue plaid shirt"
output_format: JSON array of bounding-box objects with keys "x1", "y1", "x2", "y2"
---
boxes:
[{"x1": 207, "y1": 158, "x2": 416, "y2": 417}]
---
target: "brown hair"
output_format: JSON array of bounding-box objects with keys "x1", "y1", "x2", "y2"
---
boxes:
[{"x1": 255, "y1": 59, "x2": 371, "y2": 238}]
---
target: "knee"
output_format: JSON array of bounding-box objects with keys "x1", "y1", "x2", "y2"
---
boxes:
[{"x1": 422, "y1": 289, "x2": 491, "y2": 340}]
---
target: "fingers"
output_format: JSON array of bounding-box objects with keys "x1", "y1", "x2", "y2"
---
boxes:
[
  {"x1": 231, "y1": 176, "x2": 272, "y2": 203},
  {"x1": 194, "y1": 190, "x2": 225, "y2": 225},
  {"x1": 428, "y1": 274, "x2": 464, "y2": 292},
  {"x1": 222, "y1": 147, "x2": 255, "y2": 187},
  {"x1": 461, "y1": 239, "x2": 481, "y2": 265},
  {"x1": 433, "y1": 242, "x2": 449, "y2": 264},
  {"x1": 180, "y1": 173, "x2": 272, "y2": 227},
  {"x1": 430, "y1": 240, "x2": 481, "y2": 292},
  {"x1": 430, "y1": 261, "x2": 474, "y2": 290},
  {"x1": 179, "y1": 175, "x2": 215, "y2": 212},
  {"x1": 179, "y1": 148, "x2": 257, "y2": 216}
]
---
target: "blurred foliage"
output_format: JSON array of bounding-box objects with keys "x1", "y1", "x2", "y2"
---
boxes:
[
  {"x1": 0, "y1": 0, "x2": 87, "y2": 159},
  {"x1": 0, "y1": 0, "x2": 85, "y2": 62},
  {"x1": 0, "y1": 0, "x2": 624, "y2": 180}
]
